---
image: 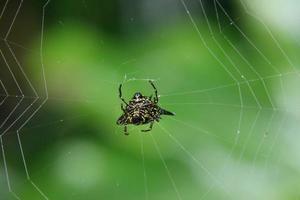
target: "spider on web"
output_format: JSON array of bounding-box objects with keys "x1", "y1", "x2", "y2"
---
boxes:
[{"x1": 117, "y1": 80, "x2": 175, "y2": 135}]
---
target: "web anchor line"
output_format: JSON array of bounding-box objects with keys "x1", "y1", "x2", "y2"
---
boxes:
[
  {"x1": 174, "y1": 1, "x2": 296, "y2": 196},
  {"x1": 0, "y1": 0, "x2": 51, "y2": 199},
  {"x1": 0, "y1": 79, "x2": 9, "y2": 106},
  {"x1": 238, "y1": 0, "x2": 300, "y2": 77},
  {"x1": 140, "y1": 135, "x2": 149, "y2": 200},
  {"x1": 151, "y1": 133, "x2": 183, "y2": 200},
  {"x1": 0, "y1": 1, "x2": 25, "y2": 198},
  {"x1": 158, "y1": 124, "x2": 232, "y2": 196}
]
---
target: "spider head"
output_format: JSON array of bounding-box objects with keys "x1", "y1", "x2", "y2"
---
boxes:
[{"x1": 133, "y1": 92, "x2": 143, "y2": 100}]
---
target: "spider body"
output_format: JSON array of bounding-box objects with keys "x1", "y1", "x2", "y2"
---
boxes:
[{"x1": 117, "y1": 81, "x2": 174, "y2": 135}]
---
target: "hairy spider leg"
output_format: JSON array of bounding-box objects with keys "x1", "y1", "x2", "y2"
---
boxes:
[
  {"x1": 121, "y1": 104, "x2": 125, "y2": 112},
  {"x1": 141, "y1": 122, "x2": 154, "y2": 132},
  {"x1": 124, "y1": 125, "x2": 129, "y2": 135},
  {"x1": 119, "y1": 84, "x2": 129, "y2": 106},
  {"x1": 149, "y1": 80, "x2": 159, "y2": 103}
]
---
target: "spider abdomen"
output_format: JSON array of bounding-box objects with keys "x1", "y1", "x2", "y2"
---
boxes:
[{"x1": 128, "y1": 107, "x2": 155, "y2": 125}]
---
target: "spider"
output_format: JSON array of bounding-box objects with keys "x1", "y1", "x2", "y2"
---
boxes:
[{"x1": 116, "y1": 80, "x2": 175, "y2": 135}]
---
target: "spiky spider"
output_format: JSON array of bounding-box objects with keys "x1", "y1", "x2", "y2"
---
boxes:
[{"x1": 116, "y1": 80, "x2": 175, "y2": 135}]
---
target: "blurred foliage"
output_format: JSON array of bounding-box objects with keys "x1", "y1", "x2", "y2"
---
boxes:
[{"x1": 0, "y1": 0, "x2": 300, "y2": 200}]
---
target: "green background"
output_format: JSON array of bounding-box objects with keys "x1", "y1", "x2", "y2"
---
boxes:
[{"x1": 0, "y1": 0, "x2": 300, "y2": 199}]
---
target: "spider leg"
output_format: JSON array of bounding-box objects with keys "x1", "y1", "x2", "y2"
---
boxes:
[
  {"x1": 141, "y1": 122, "x2": 154, "y2": 132},
  {"x1": 119, "y1": 84, "x2": 129, "y2": 106},
  {"x1": 149, "y1": 80, "x2": 159, "y2": 103},
  {"x1": 121, "y1": 103, "x2": 126, "y2": 112},
  {"x1": 124, "y1": 126, "x2": 129, "y2": 135}
]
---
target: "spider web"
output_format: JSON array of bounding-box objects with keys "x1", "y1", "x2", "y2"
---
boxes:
[{"x1": 0, "y1": 0, "x2": 300, "y2": 199}]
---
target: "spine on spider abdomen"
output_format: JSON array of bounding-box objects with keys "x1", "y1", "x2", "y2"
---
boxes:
[{"x1": 160, "y1": 108, "x2": 175, "y2": 116}]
